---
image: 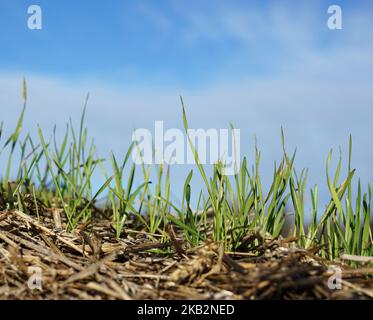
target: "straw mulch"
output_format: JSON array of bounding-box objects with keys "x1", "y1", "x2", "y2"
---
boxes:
[{"x1": 0, "y1": 209, "x2": 372, "y2": 300}]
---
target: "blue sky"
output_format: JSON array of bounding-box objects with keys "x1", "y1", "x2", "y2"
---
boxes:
[
  {"x1": 1, "y1": 0, "x2": 373, "y2": 208},
  {"x1": 1, "y1": 0, "x2": 369, "y2": 85}
]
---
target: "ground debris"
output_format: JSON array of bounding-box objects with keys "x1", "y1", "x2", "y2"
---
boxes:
[{"x1": 0, "y1": 210, "x2": 372, "y2": 300}]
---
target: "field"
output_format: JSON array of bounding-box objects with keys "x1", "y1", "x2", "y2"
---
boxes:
[{"x1": 0, "y1": 83, "x2": 372, "y2": 300}]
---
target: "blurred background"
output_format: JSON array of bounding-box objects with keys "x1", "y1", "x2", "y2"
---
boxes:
[{"x1": 1, "y1": 0, "x2": 373, "y2": 212}]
